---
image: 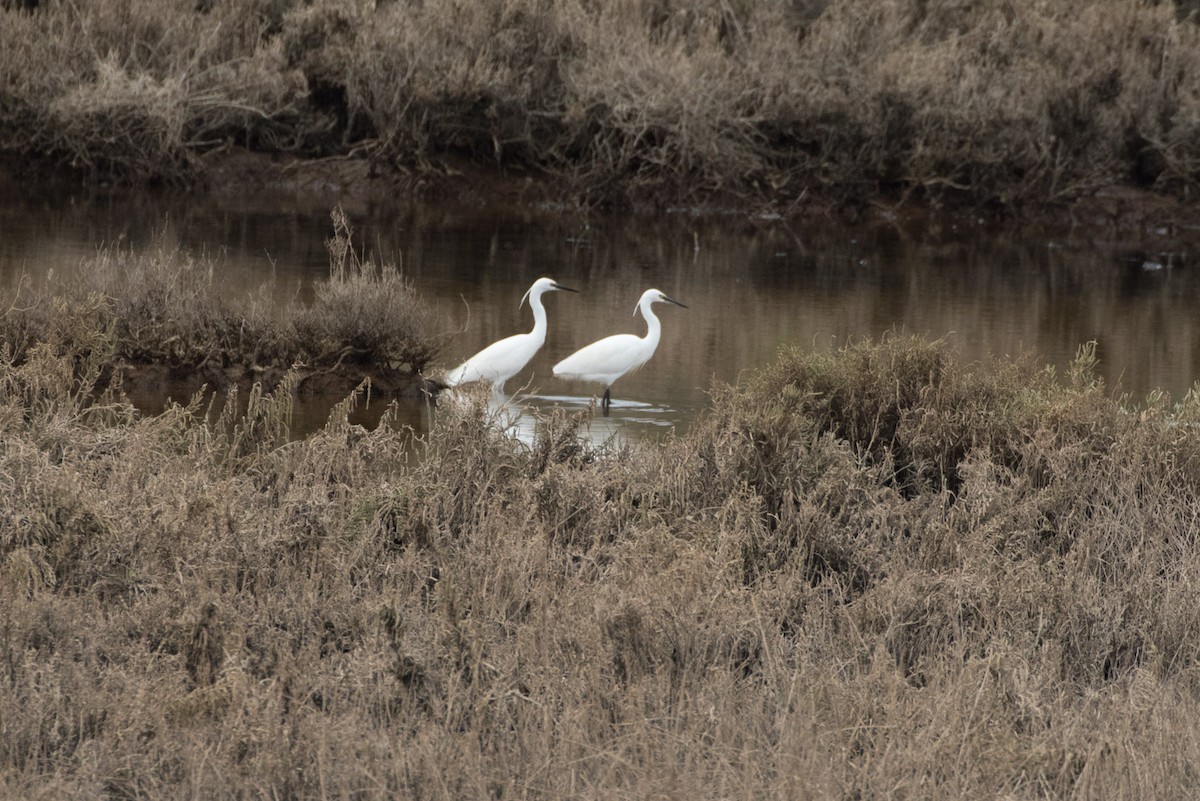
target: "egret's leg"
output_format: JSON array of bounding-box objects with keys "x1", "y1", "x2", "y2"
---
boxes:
[{"x1": 602, "y1": 386, "x2": 611, "y2": 414}]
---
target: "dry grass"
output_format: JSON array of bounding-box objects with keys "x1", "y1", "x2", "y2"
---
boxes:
[
  {"x1": 0, "y1": 208, "x2": 442, "y2": 398},
  {"x1": 4, "y1": 0, "x2": 1200, "y2": 207},
  {"x1": 292, "y1": 209, "x2": 444, "y2": 373},
  {"x1": 0, "y1": 0, "x2": 314, "y2": 182},
  {"x1": 4, "y1": 323, "x2": 1200, "y2": 798}
]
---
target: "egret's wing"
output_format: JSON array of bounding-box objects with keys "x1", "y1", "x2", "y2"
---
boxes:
[
  {"x1": 553, "y1": 334, "x2": 644, "y2": 379},
  {"x1": 450, "y1": 333, "x2": 537, "y2": 385}
]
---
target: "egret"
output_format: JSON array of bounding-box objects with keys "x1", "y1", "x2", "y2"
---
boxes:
[
  {"x1": 443, "y1": 277, "x2": 579, "y2": 394},
  {"x1": 552, "y1": 288, "x2": 687, "y2": 412}
]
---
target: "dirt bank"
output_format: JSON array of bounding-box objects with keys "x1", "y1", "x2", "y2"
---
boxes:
[
  {"x1": 193, "y1": 148, "x2": 1200, "y2": 253},
  {"x1": 112, "y1": 360, "x2": 436, "y2": 404}
]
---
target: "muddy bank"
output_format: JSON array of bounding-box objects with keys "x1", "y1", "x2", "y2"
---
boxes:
[
  {"x1": 191, "y1": 148, "x2": 1200, "y2": 251},
  {"x1": 112, "y1": 360, "x2": 437, "y2": 405},
  {"x1": 9, "y1": 147, "x2": 1200, "y2": 250}
]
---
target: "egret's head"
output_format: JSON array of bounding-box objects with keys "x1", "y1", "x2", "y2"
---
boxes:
[
  {"x1": 522, "y1": 277, "x2": 579, "y2": 308},
  {"x1": 634, "y1": 288, "x2": 688, "y2": 315}
]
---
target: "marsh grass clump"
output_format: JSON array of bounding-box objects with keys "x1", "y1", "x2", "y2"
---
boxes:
[
  {"x1": 6, "y1": 326, "x2": 1200, "y2": 798},
  {"x1": 0, "y1": 0, "x2": 314, "y2": 182},
  {"x1": 0, "y1": 210, "x2": 441, "y2": 399},
  {"x1": 0, "y1": 243, "x2": 280, "y2": 379},
  {"x1": 83, "y1": 243, "x2": 286, "y2": 370},
  {"x1": 291, "y1": 208, "x2": 444, "y2": 372},
  {"x1": 723, "y1": 335, "x2": 1128, "y2": 497}
]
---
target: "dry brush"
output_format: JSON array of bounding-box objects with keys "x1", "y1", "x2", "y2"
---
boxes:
[
  {"x1": 0, "y1": 208, "x2": 443, "y2": 399},
  {"x1": 4, "y1": 0, "x2": 1200, "y2": 208},
  {"x1": 3, "y1": 320, "x2": 1200, "y2": 797}
]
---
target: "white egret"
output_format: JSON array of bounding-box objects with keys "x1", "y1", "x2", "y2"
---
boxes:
[
  {"x1": 443, "y1": 277, "x2": 579, "y2": 394},
  {"x1": 552, "y1": 288, "x2": 687, "y2": 411}
]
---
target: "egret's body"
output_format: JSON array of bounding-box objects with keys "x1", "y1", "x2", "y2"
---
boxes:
[
  {"x1": 444, "y1": 277, "x2": 578, "y2": 394},
  {"x1": 552, "y1": 288, "x2": 687, "y2": 410}
]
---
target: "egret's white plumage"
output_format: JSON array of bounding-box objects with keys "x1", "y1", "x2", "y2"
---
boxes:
[
  {"x1": 552, "y1": 288, "x2": 687, "y2": 410},
  {"x1": 444, "y1": 277, "x2": 578, "y2": 394}
]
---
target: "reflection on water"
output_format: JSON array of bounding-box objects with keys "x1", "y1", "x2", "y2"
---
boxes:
[
  {"x1": 430, "y1": 389, "x2": 677, "y2": 449},
  {"x1": 518, "y1": 394, "x2": 679, "y2": 446},
  {"x1": 2, "y1": 186, "x2": 1198, "y2": 443}
]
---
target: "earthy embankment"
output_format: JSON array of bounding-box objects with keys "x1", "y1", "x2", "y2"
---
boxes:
[{"x1": 4, "y1": 0, "x2": 1200, "y2": 231}]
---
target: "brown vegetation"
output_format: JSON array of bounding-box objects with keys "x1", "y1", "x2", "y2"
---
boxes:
[
  {"x1": 0, "y1": 208, "x2": 444, "y2": 399},
  {"x1": 4, "y1": 324, "x2": 1200, "y2": 797},
  {"x1": 3, "y1": 0, "x2": 1200, "y2": 211}
]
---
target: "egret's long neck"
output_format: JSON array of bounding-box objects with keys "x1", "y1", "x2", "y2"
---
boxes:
[
  {"x1": 528, "y1": 291, "x2": 549, "y2": 344},
  {"x1": 640, "y1": 300, "x2": 662, "y2": 349}
]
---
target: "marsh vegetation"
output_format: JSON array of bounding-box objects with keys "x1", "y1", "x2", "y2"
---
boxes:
[
  {"x1": 0, "y1": 209, "x2": 443, "y2": 399},
  {"x1": 5, "y1": 300, "x2": 1200, "y2": 796},
  {"x1": 3, "y1": 0, "x2": 1200, "y2": 210}
]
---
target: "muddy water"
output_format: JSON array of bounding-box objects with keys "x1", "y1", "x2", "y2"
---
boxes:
[{"x1": 2, "y1": 189, "x2": 1197, "y2": 443}]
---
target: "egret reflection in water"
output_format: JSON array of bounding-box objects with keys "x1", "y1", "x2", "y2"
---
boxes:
[{"x1": 435, "y1": 386, "x2": 678, "y2": 448}]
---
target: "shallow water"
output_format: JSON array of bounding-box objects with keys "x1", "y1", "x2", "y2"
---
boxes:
[{"x1": 2, "y1": 188, "x2": 1197, "y2": 443}]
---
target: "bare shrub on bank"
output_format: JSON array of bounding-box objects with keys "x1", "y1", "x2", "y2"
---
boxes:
[{"x1": 4, "y1": 324, "x2": 1200, "y2": 797}]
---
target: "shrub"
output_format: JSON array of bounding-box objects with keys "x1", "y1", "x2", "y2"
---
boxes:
[{"x1": 291, "y1": 208, "x2": 444, "y2": 371}]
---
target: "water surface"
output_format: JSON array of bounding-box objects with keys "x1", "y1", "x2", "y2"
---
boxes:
[{"x1": 2, "y1": 189, "x2": 1197, "y2": 442}]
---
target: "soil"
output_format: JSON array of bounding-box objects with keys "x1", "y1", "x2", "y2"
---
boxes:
[
  {"x1": 196, "y1": 148, "x2": 565, "y2": 219},
  {"x1": 198, "y1": 149, "x2": 1200, "y2": 252},
  {"x1": 111, "y1": 360, "x2": 439, "y2": 405},
  {"x1": 7, "y1": 144, "x2": 1197, "y2": 250}
]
